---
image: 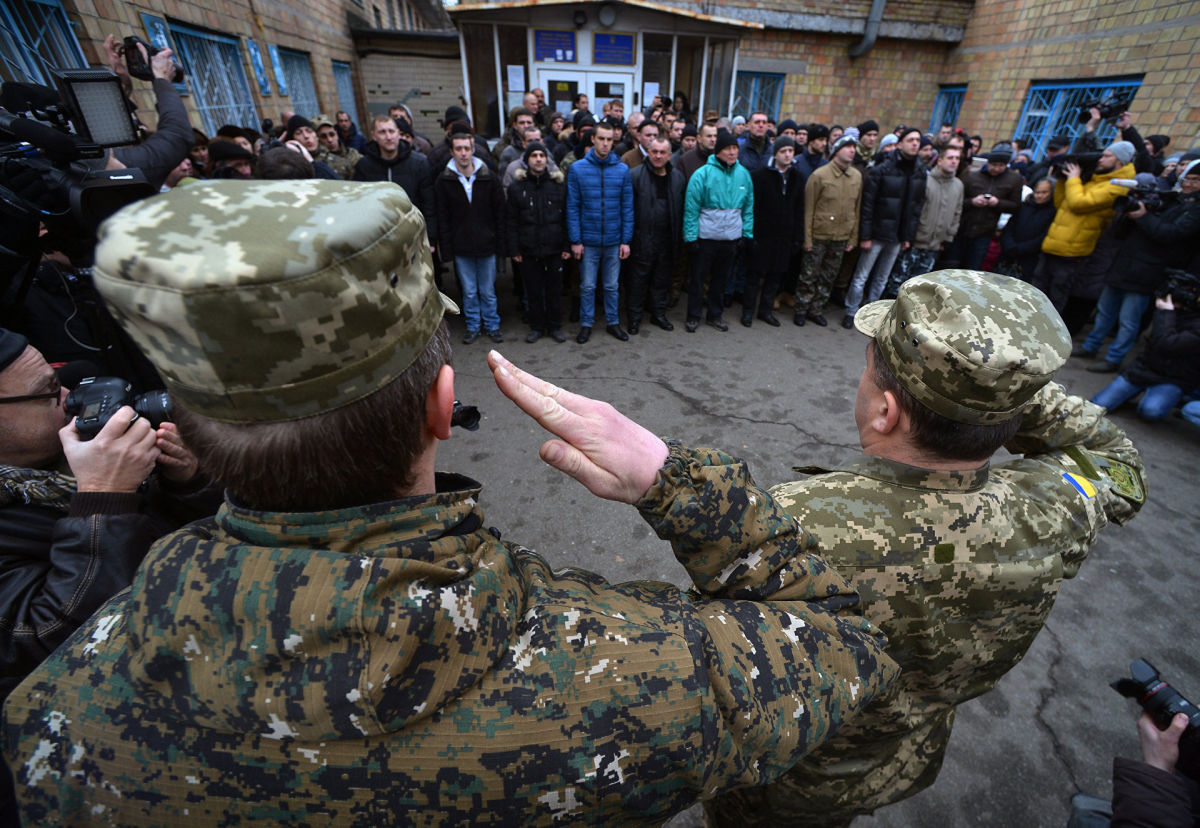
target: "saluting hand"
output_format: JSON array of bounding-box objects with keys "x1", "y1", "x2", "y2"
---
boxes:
[{"x1": 488, "y1": 351, "x2": 668, "y2": 504}]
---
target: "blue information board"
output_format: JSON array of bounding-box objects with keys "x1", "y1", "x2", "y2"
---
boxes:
[
  {"x1": 593, "y1": 32, "x2": 634, "y2": 66},
  {"x1": 534, "y1": 29, "x2": 576, "y2": 62}
]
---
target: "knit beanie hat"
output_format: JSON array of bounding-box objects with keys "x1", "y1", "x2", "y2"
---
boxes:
[
  {"x1": 879, "y1": 133, "x2": 898, "y2": 149},
  {"x1": 1105, "y1": 140, "x2": 1135, "y2": 164},
  {"x1": 285, "y1": 115, "x2": 314, "y2": 137},
  {"x1": 522, "y1": 140, "x2": 548, "y2": 163},
  {"x1": 772, "y1": 136, "x2": 796, "y2": 154},
  {"x1": 843, "y1": 126, "x2": 861, "y2": 142},
  {"x1": 681, "y1": 124, "x2": 698, "y2": 138},
  {"x1": 857, "y1": 119, "x2": 880, "y2": 134},
  {"x1": 831, "y1": 134, "x2": 859, "y2": 155},
  {"x1": 715, "y1": 128, "x2": 738, "y2": 153},
  {"x1": 778, "y1": 119, "x2": 800, "y2": 134}
]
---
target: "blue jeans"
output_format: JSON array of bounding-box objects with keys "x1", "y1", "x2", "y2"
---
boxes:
[
  {"x1": 845, "y1": 241, "x2": 902, "y2": 316},
  {"x1": 1182, "y1": 400, "x2": 1200, "y2": 428},
  {"x1": 961, "y1": 235, "x2": 993, "y2": 271},
  {"x1": 455, "y1": 255, "x2": 500, "y2": 332},
  {"x1": 1090, "y1": 374, "x2": 1183, "y2": 421},
  {"x1": 1082, "y1": 287, "x2": 1152, "y2": 365},
  {"x1": 580, "y1": 245, "x2": 620, "y2": 326}
]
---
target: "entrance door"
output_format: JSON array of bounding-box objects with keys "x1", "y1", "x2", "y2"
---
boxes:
[{"x1": 538, "y1": 69, "x2": 634, "y2": 120}]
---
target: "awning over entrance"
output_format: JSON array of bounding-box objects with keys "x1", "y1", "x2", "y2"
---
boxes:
[{"x1": 446, "y1": 0, "x2": 758, "y2": 136}]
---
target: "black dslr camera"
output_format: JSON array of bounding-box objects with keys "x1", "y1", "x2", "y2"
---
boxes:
[
  {"x1": 1048, "y1": 152, "x2": 1104, "y2": 182},
  {"x1": 1076, "y1": 91, "x2": 1134, "y2": 124},
  {"x1": 1112, "y1": 658, "x2": 1200, "y2": 780},
  {"x1": 1155, "y1": 269, "x2": 1200, "y2": 312},
  {"x1": 119, "y1": 36, "x2": 185, "y2": 84},
  {"x1": 64, "y1": 376, "x2": 171, "y2": 440}
]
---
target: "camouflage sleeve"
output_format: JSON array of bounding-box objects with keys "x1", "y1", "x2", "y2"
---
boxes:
[
  {"x1": 1005, "y1": 382, "x2": 1145, "y2": 526},
  {"x1": 635, "y1": 442, "x2": 862, "y2": 609}
]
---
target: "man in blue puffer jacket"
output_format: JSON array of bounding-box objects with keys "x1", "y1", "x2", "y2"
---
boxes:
[
  {"x1": 683, "y1": 129, "x2": 755, "y2": 332},
  {"x1": 566, "y1": 121, "x2": 635, "y2": 343}
]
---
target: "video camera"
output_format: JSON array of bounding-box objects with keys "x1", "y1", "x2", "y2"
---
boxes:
[
  {"x1": 1076, "y1": 91, "x2": 1134, "y2": 124},
  {"x1": 1048, "y1": 151, "x2": 1104, "y2": 182},
  {"x1": 1112, "y1": 658, "x2": 1200, "y2": 781},
  {"x1": 120, "y1": 36, "x2": 184, "y2": 84},
  {"x1": 1110, "y1": 178, "x2": 1168, "y2": 215},
  {"x1": 1154, "y1": 269, "x2": 1200, "y2": 312},
  {"x1": 64, "y1": 376, "x2": 172, "y2": 440}
]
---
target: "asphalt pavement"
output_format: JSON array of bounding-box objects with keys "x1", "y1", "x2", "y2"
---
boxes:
[{"x1": 437, "y1": 279, "x2": 1198, "y2": 827}]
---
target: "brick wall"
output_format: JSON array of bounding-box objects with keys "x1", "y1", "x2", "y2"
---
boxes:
[
  {"x1": 739, "y1": 30, "x2": 952, "y2": 129},
  {"x1": 65, "y1": 0, "x2": 363, "y2": 130},
  {"x1": 945, "y1": 0, "x2": 1200, "y2": 149}
]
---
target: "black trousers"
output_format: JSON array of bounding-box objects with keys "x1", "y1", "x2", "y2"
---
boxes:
[
  {"x1": 521, "y1": 254, "x2": 564, "y2": 332},
  {"x1": 743, "y1": 269, "x2": 783, "y2": 319},
  {"x1": 1032, "y1": 253, "x2": 1084, "y2": 312},
  {"x1": 688, "y1": 239, "x2": 738, "y2": 322},
  {"x1": 628, "y1": 250, "x2": 673, "y2": 321}
]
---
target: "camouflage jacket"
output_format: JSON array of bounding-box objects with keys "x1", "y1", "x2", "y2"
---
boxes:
[
  {"x1": 706, "y1": 383, "x2": 1145, "y2": 823},
  {"x1": 3, "y1": 443, "x2": 898, "y2": 826},
  {"x1": 314, "y1": 145, "x2": 361, "y2": 181}
]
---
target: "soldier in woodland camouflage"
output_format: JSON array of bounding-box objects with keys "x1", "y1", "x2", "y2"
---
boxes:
[
  {"x1": 2, "y1": 179, "x2": 898, "y2": 825},
  {"x1": 707, "y1": 270, "x2": 1146, "y2": 826}
]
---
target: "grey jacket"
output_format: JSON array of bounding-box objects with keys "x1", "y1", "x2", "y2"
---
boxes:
[{"x1": 913, "y1": 167, "x2": 964, "y2": 251}]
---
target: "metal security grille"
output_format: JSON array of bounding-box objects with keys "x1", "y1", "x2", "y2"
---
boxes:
[
  {"x1": 732, "y1": 72, "x2": 784, "y2": 121},
  {"x1": 1014, "y1": 78, "x2": 1142, "y2": 160},
  {"x1": 0, "y1": 0, "x2": 86, "y2": 85},
  {"x1": 332, "y1": 61, "x2": 359, "y2": 121},
  {"x1": 277, "y1": 48, "x2": 320, "y2": 119},
  {"x1": 171, "y1": 26, "x2": 258, "y2": 135},
  {"x1": 929, "y1": 85, "x2": 966, "y2": 133}
]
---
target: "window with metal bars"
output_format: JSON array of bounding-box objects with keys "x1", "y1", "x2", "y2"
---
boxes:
[
  {"x1": 0, "y1": 0, "x2": 86, "y2": 86},
  {"x1": 1014, "y1": 77, "x2": 1142, "y2": 160},
  {"x1": 276, "y1": 48, "x2": 320, "y2": 120},
  {"x1": 928, "y1": 85, "x2": 966, "y2": 133},
  {"x1": 732, "y1": 72, "x2": 783, "y2": 122},
  {"x1": 170, "y1": 25, "x2": 259, "y2": 136},
  {"x1": 332, "y1": 61, "x2": 359, "y2": 122}
]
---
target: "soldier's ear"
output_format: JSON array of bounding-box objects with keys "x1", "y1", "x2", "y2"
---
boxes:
[
  {"x1": 873, "y1": 389, "x2": 904, "y2": 437},
  {"x1": 426, "y1": 364, "x2": 455, "y2": 441}
]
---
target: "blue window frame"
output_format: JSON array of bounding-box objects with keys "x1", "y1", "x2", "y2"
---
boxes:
[
  {"x1": 733, "y1": 72, "x2": 784, "y2": 122},
  {"x1": 276, "y1": 47, "x2": 320, "y2": 120},
  {"x1": 0, "y1": 0, "x2": 86, "y2": 85},
  {"x1": 1014, "y1": 77, "x2": 1142, "y2": 160},
  {"x1": 171, "y1": 24, "x2": 259, "y2": 136},
  {"x1": 332, "y1": 61, "x2": 359, "y2": 122},
  {"x1": 929, "y1": 84, "x2": 966, "y2": 133}
]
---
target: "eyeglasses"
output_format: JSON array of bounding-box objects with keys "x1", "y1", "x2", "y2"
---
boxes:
[{"x1": 0, "y1": 390, "x2": 60, "y2": 406}]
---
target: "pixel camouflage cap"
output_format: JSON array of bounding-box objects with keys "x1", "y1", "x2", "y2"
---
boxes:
[
  {"x1": 92, "y1": 179, "x2": 457, "y2": 424},
  {"x1": 853, "y1": 270, "x2": 1071, "y2": 425}
]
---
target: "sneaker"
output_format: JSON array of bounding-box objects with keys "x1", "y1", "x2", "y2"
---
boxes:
[
  {"x1": 1070, "y1": 345, "x2": 1098, "y2": 359},
  {"x1": 707, "y1": 318, "x2": 729, "y2": 332},
  {"x1": 486, "y1": 329, "x2": 504, "y2": 343},
  {"x1": 685, "y1": 319, "x2": 699, "y2": 333},
  {"x1": 462, "y1": 329, "x2": 481, "y2": 345}
]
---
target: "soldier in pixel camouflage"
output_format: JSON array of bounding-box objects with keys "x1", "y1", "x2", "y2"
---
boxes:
[
  {"x1": 1, "y1": 179, "x2": 899, "y2": 825},
  {"x1": 706, "y1": 270, "x2": 1146, "y2": 826}
]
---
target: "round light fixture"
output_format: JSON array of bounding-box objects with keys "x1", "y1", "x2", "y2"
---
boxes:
[{"x1": 598, "y1": 3, "x2": 617, "y2": 27}]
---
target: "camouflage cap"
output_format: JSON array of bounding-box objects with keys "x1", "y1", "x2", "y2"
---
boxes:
[
  {"x1": 853, "y1": 270, "x2": 1070, "y2": 424},
  {"x1": 92, "y1": 179, "x2": 457, "y2": 423}
]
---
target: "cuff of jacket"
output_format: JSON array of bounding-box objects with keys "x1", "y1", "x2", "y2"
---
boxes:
[{"x1": 68, "y1": 491, "x2": 141, "y2": 517}]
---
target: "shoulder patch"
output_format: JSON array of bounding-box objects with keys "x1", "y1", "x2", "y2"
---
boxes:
[{"x1": 1063, "y1": 446, "x2": 1146, "y2": 505}]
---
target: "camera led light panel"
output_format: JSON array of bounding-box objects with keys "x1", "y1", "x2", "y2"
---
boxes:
[{"x1": 52, "y1": 69, "x2": 138, "y2": 147}]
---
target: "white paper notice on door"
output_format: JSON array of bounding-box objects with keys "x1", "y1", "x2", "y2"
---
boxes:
[
  {"x1": 507, "y1": 65, "x2": 525, "y2": 92},
  {"x1": 642, "y1": 82, "x2": 660, "y2": 103}
]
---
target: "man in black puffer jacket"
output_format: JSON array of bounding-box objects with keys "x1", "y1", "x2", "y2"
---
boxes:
[
  {"x1": 506, "y1": 142, "x2": 570, "y2": 343},
  {"x1": 1075, "y1": 161, "x2": 1200, "y2": 372},
  {"x1": 353, "y1": 115, "x2": 437, "y2": 244},
  {"x1": 842, "y1": 127, "x2": 926, "y2": 328}
]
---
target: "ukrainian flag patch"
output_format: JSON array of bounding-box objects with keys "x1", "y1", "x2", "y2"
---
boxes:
[{"x1": 1062, "y1": 472, "x2": 1097, "y2": 499}]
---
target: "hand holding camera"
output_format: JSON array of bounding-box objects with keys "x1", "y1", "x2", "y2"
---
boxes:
[{"x1": 61, "y1": 405, "x2": 159, "y2": 494}]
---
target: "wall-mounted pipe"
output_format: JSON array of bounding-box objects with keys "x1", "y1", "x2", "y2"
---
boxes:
[{"x1": 848, "y1": 0, "x2": 887, "y2": 59}]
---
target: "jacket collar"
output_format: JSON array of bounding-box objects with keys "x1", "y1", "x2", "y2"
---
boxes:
[{"x1": 824, "y1": 454, "x2": 990, "y2": 493}]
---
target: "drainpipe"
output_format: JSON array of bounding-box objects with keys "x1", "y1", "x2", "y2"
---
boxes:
[{"x1": 848, "y1": 0, "x2": 887, "y2": 59}]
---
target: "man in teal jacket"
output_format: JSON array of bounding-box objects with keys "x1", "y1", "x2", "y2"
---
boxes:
[{"x1": 683, "y1": 129, "x2": 754, "y2": 332}]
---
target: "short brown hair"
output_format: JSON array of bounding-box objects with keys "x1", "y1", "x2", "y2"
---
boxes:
[
  {"x1": 175, "y1": 322, "x2": 453, "y2": 511},
  {"x1": 871, "y1": 340, "x2": 1022, "y2": 462}
]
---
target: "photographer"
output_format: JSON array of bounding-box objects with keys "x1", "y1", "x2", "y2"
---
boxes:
[
  {"x1": 1112, "y1": 712, "x2": 1198, "y2": 827},
  {"x1": 0, "y1": 329, "x2": 220, "y2": 704},
  {"x1": 1090, "y1": 290, "x2": 1200, "y2": 421},
  {"x1": 101, "y1": 35, "x2": 193, "y2": 191},
  {"x1": 1076, "y1": 108, "x2": 1156, "y2": 175},
  {"x1": 1075, "y1": 161, "x2": 1200, "y2": 372}
]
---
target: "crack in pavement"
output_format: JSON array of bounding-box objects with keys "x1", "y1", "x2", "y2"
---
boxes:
[
  {"x1": 1032, "y1": 621, "x2": 1081, "y2": 792},
  {"x1": 461, "y1": 368, "x2": 861, "y2": 452}
]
